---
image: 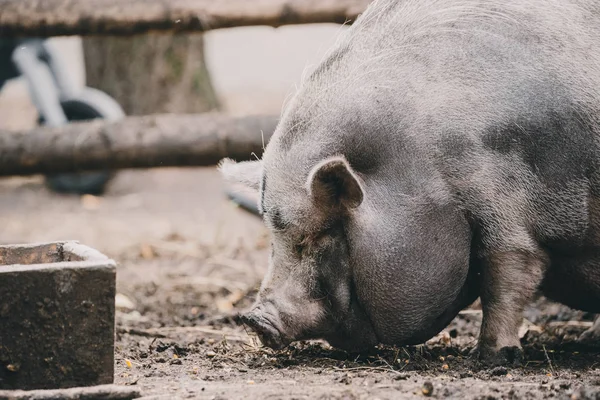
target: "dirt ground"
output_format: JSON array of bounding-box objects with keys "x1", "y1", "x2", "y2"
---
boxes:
[
  {"x1": 1, "y1": 26, "x2": 600, "y2": 400},
  {"x1": 0, "y1": 170, "x2": 599, "y2": 400}
]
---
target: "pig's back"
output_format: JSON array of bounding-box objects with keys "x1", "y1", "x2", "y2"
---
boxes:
[
  {"x1": 277, "y1": 0, "x2": 600, "y2": 252},
  {"x1": 326, "y1": 1, "x2": 600, "y2": 253}
]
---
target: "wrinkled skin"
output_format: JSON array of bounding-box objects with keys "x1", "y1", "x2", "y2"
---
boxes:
[{"x1": 220, "y1": 0, "x2": 600, "y2": 365}]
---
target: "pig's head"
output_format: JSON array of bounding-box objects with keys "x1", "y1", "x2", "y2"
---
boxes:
[
  {"x1": 220, "y1": 155, "x2": 379, "y2": 351},
  {"x1": 220, "y1": 145, "x2": 477, "y2": 352}
]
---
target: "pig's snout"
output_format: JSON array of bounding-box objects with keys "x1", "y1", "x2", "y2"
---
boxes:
[{"x1": 240, "y1": 306, "x2": 289, "y2": 350}]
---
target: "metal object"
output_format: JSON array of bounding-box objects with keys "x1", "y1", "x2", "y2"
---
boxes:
[
  {"x1": 12, "y1": 40, "x2": 70, "y2": 127},
  {"x1": 226, "y1": 188, "x2": 261, "y2": 216},
  {"x1": 0, "y1": 242, "x2": 116, "y2": 390},
  {"x1": 0, "y1": 39, "x2": 125, "y2": 194}
]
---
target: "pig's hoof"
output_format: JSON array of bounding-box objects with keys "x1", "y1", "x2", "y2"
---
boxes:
[
  {"x1": 472, "y1": 345, "x2": 523, "y2": 367},
  {"x1": 492, "y1": 346, "x2": 523, "y2": 366}
]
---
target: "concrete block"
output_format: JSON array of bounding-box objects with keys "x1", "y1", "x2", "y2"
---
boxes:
[{"x1": 0, "y1": 241, "x2": 115, "y2": 390}]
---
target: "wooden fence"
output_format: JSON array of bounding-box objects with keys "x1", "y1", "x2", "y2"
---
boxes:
[{"x1": 0, "y1": 0, "x2": 372, "y2": 174}]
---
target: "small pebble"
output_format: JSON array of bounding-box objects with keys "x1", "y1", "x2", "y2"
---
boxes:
[
  {"x1": 115, "y1": 293, "x2": 136, "y2": 311},
  {"x1": 560, "y1": 383, "x2": 572, "y2": 390},
  {"x1": 206, "y1": 351, "x2": 217, "y2": 358},
  {"x1": 422, "y1": 381, "x2": 434, "y2": 397},
  {"x1": 6, "y1": 364, "x2": 19, "y2": 372},
  {"x1": 339, "y1": 374, "x2": 352, "y2": 385}
]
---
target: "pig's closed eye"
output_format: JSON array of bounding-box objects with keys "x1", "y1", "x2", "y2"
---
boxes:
[
  {"x1": 314, "y1": 276, "x2": 330, "y2": 300},
  {"x1": 294, "y1": 243, "x2": 304, "y2": 255},
  {"x1": 294, "y1": 235, "x2": 309, "y2": 255},
  {"x1": 268, "y1": 209, "x2": 289, "y2": 231},
  {"x1": 294, "y1": 235, "x2": 310, "y2": 256}
]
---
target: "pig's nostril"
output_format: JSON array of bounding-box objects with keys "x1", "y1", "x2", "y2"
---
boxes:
[
  {"x1": 239, "y1": 311, "x2": 287, "y2": 350},
  {"x1": 238, "y1": 313, "x2": 257, "y2": 329}
]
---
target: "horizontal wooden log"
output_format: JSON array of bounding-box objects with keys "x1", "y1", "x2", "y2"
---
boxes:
[
  {"x1": 0, "y1": 113, "x2": 278, "y2": 176},
  {"x1": 0, "y1": 0, "x2": 371, "y2": 38},
  {"x1": 0, "y1": 384, "x2": 141, "y2": 400}
]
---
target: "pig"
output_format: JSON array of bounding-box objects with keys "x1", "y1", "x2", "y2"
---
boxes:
[{"x1": 219, "y1": 0, "x2": 600, "y2": 366}]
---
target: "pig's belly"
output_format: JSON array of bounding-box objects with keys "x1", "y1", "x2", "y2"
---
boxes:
[{"x1": 540, "y1": 250, "x2": 600, "y2": 313}]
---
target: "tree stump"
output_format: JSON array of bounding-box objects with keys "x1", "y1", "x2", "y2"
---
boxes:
[{"x1": 82, "y1": 33, "x2": 219, "y2": 115}]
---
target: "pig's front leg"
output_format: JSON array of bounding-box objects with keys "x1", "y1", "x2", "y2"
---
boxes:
[{"x1": 476, "y1": 251, "x2": 546, "y2": 366}]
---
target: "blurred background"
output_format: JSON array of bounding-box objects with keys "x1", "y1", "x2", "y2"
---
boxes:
[
  {"x1": 0, "y1": 26, "x2": 345, "y2": 127},
  {"x1": 0, "y1": 26, "x2": 346, "y2": 251}
]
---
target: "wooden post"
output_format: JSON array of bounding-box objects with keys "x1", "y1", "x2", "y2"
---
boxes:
[{"x1": 83, "y1": 33, "x2": 219, "y2": 115}]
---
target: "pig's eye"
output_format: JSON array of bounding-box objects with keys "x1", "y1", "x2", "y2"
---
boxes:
[
  {"x1": 269, "y1": 209, "x2": 289, "y2": 231},
  {"x1": 294, "y1": 243, "x2": 305, "y2": 255},
  {"x1": 294, "y1": 235, "x2": 309, "y2": 255}
]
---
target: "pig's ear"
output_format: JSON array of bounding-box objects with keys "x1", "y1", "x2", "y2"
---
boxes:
[
  {"x1": 307, "y1": 156, "x2": 364, "y2": 210},
  {"x1": 218, "y1": 158, "x2": 263, "y2": 190}
]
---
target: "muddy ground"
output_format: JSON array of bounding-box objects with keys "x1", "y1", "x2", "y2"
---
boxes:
[{"x1": 0, "y1": 170, "x2": 599, "y2": 400}]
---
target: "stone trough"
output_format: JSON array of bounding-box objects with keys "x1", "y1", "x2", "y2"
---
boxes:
[{"x1": 0, "y1": 241, "x2": 115, "y2": 390}]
